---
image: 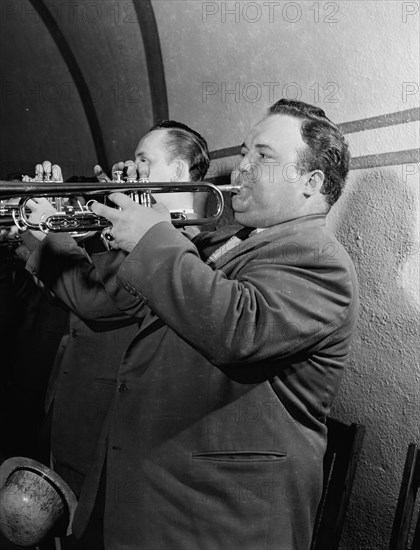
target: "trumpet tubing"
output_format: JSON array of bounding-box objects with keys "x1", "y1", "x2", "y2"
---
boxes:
[
  {"x1": 0, "y1": 198, "x2": 21, "y2": 217},
  {"x1": 0, "y1": 180, "x2": 239, "y2": 232}
]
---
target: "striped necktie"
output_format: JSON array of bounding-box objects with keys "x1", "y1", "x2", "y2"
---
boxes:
[{"x1": 206, "y1": 227, "x2": 256, "y2": 265}]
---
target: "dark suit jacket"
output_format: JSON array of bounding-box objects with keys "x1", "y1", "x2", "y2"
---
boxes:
[
  {"x1": 0, "y1": 245, "x2": 68, "y2": 460},
  {"x1": 23, "y1": 232, "x2": 139, "y2": 496},
  {"x1": 26, "y1": 215, "x2": 359, "y2": 550}
]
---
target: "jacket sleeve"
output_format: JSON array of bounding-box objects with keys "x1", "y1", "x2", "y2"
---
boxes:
[
  {"x1": 109, "y1": 221, "x2": 356, "y2": 366},
  {"x1": 24, "y1": 232, "x2": 149, "y2": 323}
]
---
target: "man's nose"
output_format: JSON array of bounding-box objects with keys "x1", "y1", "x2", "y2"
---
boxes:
[{"x1": 238, "y1": 154, "x2": 251, "y2": 172}]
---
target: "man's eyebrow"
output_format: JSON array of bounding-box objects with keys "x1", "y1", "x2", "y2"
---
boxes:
[
  {"x1": 240, "y1": 142, "x2": 277, "y2": 154},
  {"x1": 255, "y1": 143, "x2": 276, "y2": 153}
]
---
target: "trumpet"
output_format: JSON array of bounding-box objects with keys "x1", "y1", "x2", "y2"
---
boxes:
[
  {"x1": 0, "y1": 200, "x2": 22, "y2": 246},
  {"x1": 0, "y1": 199, "x2": 22, "y2": 227},
  {"x1": 0, "y1": 195, "x2": 79, "y2": 233},
  {"x1": 0, "y1": 177, "x2": 241, "y2": 233}
]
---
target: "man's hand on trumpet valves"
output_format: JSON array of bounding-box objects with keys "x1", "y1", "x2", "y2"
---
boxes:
[
  {"x1": 90, "y1": 193, "x2": 171, "y2": 253},
  {"x1": 94, "y1": 158, "x2": 150, "y2": 183},
  {"x1": 19, "y1": 160, "x2": 63, "y2": 241},
  {"x1": 22, "y1": 160, "x2": 64, "y2": 182}
]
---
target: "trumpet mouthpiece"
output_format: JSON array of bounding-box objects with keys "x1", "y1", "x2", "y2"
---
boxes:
[{"x1": 217, "y1": 185, "x2": 242, "y2": 193}]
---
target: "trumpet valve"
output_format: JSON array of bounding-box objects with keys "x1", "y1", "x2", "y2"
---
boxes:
[
  {"x1": 138, "y1": 190, "x2": 152, "y2": 207},
  {"x1": 113, "y1": 170, "x2": 124, "y2": 183}
]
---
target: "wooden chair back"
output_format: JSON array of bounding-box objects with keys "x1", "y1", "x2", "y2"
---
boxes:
[
  {"x1": 310, "y1": 417, "x2": 365, "y2": 550},
  {"x1": 389, "y1": 443, "x2": 420, "y2": 550}
]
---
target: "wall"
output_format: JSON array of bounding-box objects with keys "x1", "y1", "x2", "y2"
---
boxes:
[{"x1": 328, "y1": 164, "x2": 419, "y2": 549}]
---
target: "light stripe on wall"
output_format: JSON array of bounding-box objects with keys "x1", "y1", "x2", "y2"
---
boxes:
[
  {"x1": 338, "y1": 108, "x2": 420, "y2": 135},
  {"x1": 350, "y1": 149, "x2": 419, "y2": 170}
]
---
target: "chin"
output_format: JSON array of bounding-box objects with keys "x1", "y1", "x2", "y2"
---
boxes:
[{"x1": 233, "y1": 212, "x2": 253, "y2": 227}]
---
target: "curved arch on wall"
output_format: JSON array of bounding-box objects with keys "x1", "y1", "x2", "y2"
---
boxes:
[
  {"x1": 27, "y1": 0, "x2": 169, "y2": 173},
  {"x1": 133, "y1": 0, "x2": 169, "y2": 124},
  {"x1": 28, "y1": 0, "x2": 109, "y2": 171}
]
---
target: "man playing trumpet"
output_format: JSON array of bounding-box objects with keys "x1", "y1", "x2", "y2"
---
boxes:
[
  {"x1": 17, "y1": 119, "x2": 210, "y2": 550},
  {"x1": 19, "y1": 100, "x2": 357, "y2": 550}
]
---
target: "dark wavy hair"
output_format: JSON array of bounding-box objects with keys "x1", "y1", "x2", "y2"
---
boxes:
[
  {"x1": 149, "y1": 120, "x2": 210, "y2": 181},
  {"x1": 268, "y1": 99, "x2": 350, "y2": 207}
]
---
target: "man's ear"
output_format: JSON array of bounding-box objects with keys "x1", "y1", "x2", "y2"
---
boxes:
[
  {"x1": 304, "y1": 170, "x2": 324, "y2": 197},
  {"x1": 170, "y1": 159, "x2": 190, "y2": 182}
]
